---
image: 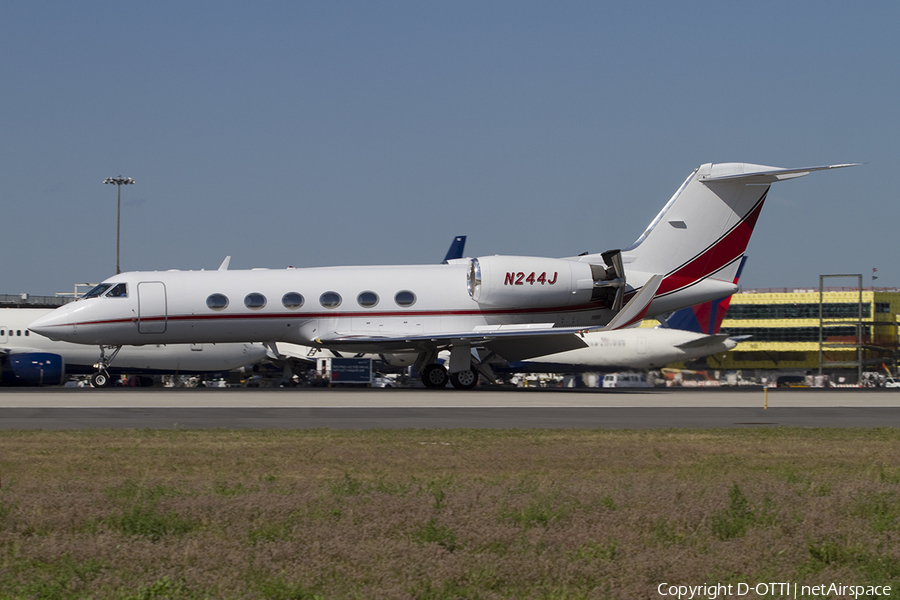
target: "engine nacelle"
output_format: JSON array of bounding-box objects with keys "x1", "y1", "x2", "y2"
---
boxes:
[
  {"x1": 467, "y1": 256, "x2": 598, "y2": 308},
  {"x1": 0, "y1": 352, "x2": 65, "y2": 386}
]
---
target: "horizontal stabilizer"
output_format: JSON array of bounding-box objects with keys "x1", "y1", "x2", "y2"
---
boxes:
[
  {"x1": 700, "y1": 163, "x2": 859, "y2": 183},
  {"x1": 675, "y1": 333, "x2": 732, "y2": 350}
]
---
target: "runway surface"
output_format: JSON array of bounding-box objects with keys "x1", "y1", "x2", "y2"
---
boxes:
[{"x1": 2, "y1": 387, "x2": 900, "y2": 429}]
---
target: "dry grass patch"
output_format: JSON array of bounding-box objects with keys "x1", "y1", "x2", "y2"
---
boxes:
[{"x1": 0, "y1": 428, "x2": 898, "y2": 598}]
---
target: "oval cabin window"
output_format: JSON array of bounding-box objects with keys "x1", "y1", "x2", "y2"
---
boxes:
[
  {"x1": 394, "y1": 290, "x2": 416, "y2": 307},
  {"x1": 319, "y1": 291, "x2": 342, "y2": 309},
  {"x1": 357, "y1": 291, "x2": 379, "y2": 308},
  {"x1": 282, "y1": 292, "x2": 304, "y2": 309},
  {"x1": 244, "y1": 293, "x2": 267, "y2": 310},
  {"x1": 207, "y1": 294, "x2": 229, "y2": 311}
]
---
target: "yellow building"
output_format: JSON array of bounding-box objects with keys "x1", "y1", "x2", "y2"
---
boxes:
[{"x1": 707, "y1": 288, "x2": 900, "y2": 377}]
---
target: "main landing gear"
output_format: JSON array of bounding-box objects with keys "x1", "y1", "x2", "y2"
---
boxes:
[
  {"x1": 420, "y1": 363, "x2": 480, "y2": 390},
  {"x1": 450, "y1": 369, "x2": 479, "y2": 390},
  {"x1": 90, "y1": 345, "x2": 122, "y2": 388},
  {"x1": 421, "y1": 364, "x2": 449, "y2": 388}
]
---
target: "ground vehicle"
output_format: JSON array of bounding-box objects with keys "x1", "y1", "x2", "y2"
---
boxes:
[
  {"x1": 884, "y1": 378, "x2": 900, "y2": 389},
  {"x1": 776, "y1": 375, "x2": 808, "y2": 388},
  {"x1": 601, "y1": 372, "x2": 651, "y2": 388}
]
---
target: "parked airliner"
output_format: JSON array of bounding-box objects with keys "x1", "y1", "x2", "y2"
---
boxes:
[
  {"x1": 2, "y1": 308, "x2": 267, "y2": 386},
  {"x1": 497, "y1": 258, "x2": 747, "y2": 374},
  {"x1": 30, "y1": 162, "x2": 855, "y2": 389}
]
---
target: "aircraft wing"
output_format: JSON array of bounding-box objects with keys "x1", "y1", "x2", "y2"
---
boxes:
[
  {"x1": 314, "y1": 323, "x2": 594, "y2": 354},
  {"x1": 313, "y1": 274, "x2": 665, "y2": 360}
]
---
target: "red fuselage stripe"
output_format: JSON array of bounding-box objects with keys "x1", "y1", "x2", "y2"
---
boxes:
[{"x1": 58, "y1": 301, "x2": 612, "y2": 330}]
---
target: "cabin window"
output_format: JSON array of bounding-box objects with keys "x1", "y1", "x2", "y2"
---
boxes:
[
  {"x1": 82, "y1": 283, "x2": 112, "y2": 299},
  {"x1": 319, "y1": 291, "x2": 342, "y2": 309},
  {"x1": 357, "y1": 291, "x2": 379, "y2": 308},
  {"x1": 394, "y1": 290, "x2": 416, "y2": 307},
  {"x1": 282, "y1": 292, "x2": 304, "y2": 309},
  {"x1": 244, "y1": 293, "x2": 267, "y2": 310},
  {"x1": 206, "y1": 293, "x2": 229, "y2": 311},
  {"x1": 106, "y1": 283, "x2": 128, "y2": 298}
]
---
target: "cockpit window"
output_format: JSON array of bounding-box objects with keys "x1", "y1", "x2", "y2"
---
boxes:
[
  {"x1": 82, "y1": 283, "x2": 112, "y2": 299},
  {"x1": 106, "y1": 283, "x2": 128, "y2": 298}
]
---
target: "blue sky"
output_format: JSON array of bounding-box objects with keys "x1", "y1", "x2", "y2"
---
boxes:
[{"x1": 2, "y1": 2, "x2": 896, "y2": 295}]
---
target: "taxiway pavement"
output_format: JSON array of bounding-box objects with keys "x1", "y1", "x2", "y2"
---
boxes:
[{"x1": 1, "y1": 387, "x2": 900, "y2": 429}]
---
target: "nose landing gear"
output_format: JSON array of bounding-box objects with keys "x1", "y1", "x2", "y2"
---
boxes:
[{"x1": 90, "y1": 345, "x2": 122, "y2": 388}]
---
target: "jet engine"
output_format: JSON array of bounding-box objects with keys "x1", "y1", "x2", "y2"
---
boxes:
[
  {"x1": 467, "y1": 253, "x2": 629, "y2": 311},
  {"x1": 0, "y1": 352, "x2": 65, "y2": 386},
  {"x1": 467, "y1": 256, "x2": 606, "y2": 308}
]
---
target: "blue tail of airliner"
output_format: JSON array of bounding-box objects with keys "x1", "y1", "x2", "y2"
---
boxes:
[
  {"x1": 441, "y1": 236, "x2": 467, "y2": 263},
  {"x1": 664, "y1": 257, "x2": 746, "y2": 334}
]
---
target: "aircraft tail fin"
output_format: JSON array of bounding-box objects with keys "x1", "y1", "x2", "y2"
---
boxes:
[
  {"x1": 665, "y1": 256, "x2": 746, "y2": 334},
  {"x1": 620, "y1": 163, "x2": 856, "y2": 297},
  {"x1": 442, "y1": 236, "x2": 467, "y2": 263}
]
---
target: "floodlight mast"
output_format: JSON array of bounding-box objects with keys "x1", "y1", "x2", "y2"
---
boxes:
[{"x1": 103, "y1": 176, "x2": 135, "y2": 275}]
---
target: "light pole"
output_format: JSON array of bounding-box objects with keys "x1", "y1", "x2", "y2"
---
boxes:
[{"x1": 103, "y1": 176, "x2": 135, "y2": 274}]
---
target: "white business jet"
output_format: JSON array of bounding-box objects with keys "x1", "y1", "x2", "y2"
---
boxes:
[
  {"x1": 1, "y1": 308, "x2": 267, "y2": 386},
  {"x1": 29, "y1": 162, "x2": 855, "y2": 389}
]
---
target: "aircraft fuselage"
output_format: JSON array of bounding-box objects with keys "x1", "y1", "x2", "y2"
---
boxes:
[{"x1": 31, "y1": 261, "x2": 624, "y2": 352}]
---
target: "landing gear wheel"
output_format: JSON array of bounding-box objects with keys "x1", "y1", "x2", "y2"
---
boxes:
[
  {"x1": 421, "y1": 364, "x2": 449, "y2": 389},
  {"x1": 450, "y1": 370, "x2": 479, "y2": 390},
  {"x1": 90, "y1": 372, "x2": 110, "y2": 388}
]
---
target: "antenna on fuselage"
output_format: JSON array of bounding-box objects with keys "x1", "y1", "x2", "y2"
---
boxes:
[{"x1": 218, "y1": 256, "x2": 231, "y2": 271}]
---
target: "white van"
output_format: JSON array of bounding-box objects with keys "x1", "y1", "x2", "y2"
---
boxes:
[{"x1": 601, "y1": 372, "x2": 652, "y2": 388}]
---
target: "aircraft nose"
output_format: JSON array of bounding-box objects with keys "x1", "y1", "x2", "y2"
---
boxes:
[{"x1": 28, "y1": 306, "x2": 73, "y2": 341}]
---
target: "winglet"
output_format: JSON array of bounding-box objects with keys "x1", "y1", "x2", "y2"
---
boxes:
[
  {"x1": 218, "y1": 256, "x2": 231, "y2": 271},
  {"x1": 603, "y1": 274, "x2": 664, "y2": 331}
]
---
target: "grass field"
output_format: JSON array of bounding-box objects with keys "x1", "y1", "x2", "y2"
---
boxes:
[{"x1": 0, "y1": 428, "x2": 899, "y2": 599}]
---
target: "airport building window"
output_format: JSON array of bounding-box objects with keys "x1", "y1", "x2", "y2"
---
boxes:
[
  {"x1": 394, "y1": 290, "x2": 416, "y2": 307},
  {"x1": 244, "y1": 293, "x2": 267, "y2": 310},
  {"x1": 282, "y1": 292, "x2": 304, "y2": 309},
  {"x1": 727, "y1": 302, "x2": 872, "y2": 320},
  {"x1": 720, "y1": 325, "x2": 869, "y2": 343},
  {"x1": 319, "y1": 291, "x2": 342, "y2": 309},
  {"x1": 206, "y1": 293, "x2": 229, "y2": 311},
  {"x1": 357, "y1": 291, "x2": 379, "y2": 308}
]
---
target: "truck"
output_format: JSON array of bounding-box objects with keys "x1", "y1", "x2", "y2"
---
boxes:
[{"x1": 315, "y1": 357, "x2": 373, "y2": 386}]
